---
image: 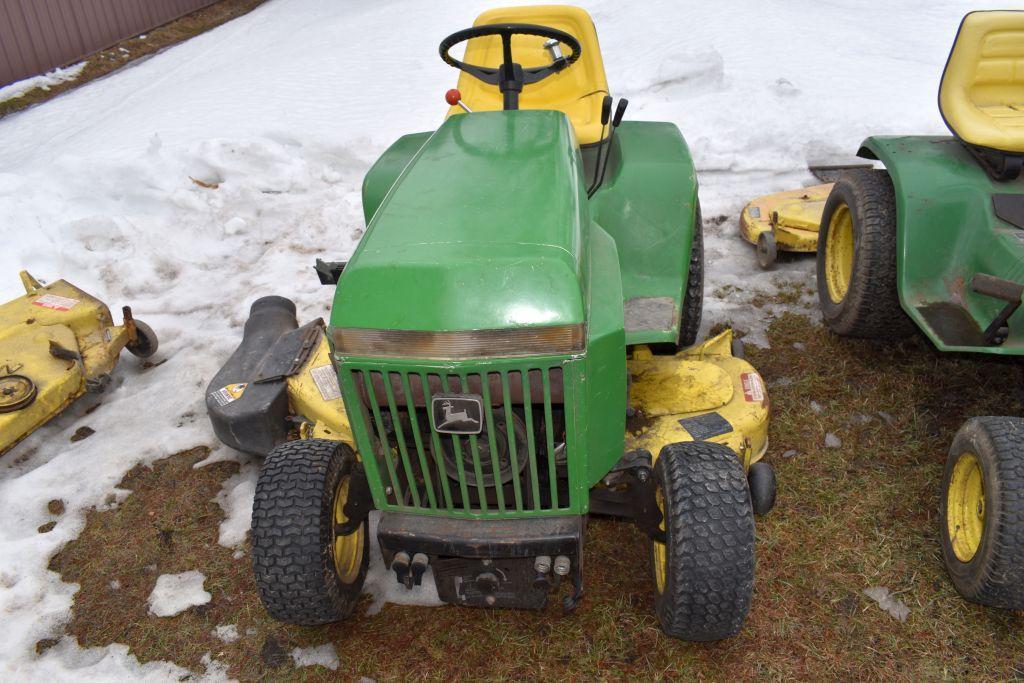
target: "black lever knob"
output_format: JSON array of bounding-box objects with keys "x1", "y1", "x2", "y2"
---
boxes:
[
  {"x1": 612, "y1": 98, "x2": 629, "y2": 127},
  {"x1": 600, "y1": 96, "x2": 613, "y2": 125}
]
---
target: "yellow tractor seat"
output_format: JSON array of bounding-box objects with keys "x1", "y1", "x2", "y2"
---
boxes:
[
  {"x1": 445, "y1": 5, "x2": 610, "y2": 147},
  {"x1": 939, "y1": 10, "x2": 1024, "y2": 155}
]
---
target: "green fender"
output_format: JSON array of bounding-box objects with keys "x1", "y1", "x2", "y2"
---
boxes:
[
  {"x1": 590, "y1": 121, "x2": 699, "y2": 346},
  {"x1": 860, "y1": 135, "x2": 1024, "y2": 355},
  {"x1": 362, "y1": 131, "x2": 432, "y2": 225}
]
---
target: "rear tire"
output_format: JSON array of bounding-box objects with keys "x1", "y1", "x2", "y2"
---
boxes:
[
  {"x1": 650, "y1": 441, "x2": 755, "y2": 640},
  {"x1": 815, "y1": 170, "x2": 913, "y2": 338},
  {"x1": 940, "y1": 417, "x2": 1024, "y2": 609},
  {"x1": 676, "y1": 202, "x2": 704, "y2": 349},
  {"x1": 252, "y1": 439, "x2": 369, "y2": 625}
]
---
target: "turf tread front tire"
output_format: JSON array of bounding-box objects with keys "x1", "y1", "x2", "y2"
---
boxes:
[
  {"x1": 252, "y1": 439, "x2": 368, "y2": 625},
  {"x1": 816, "y1": 170, "x2": 913, "y2": 338},
  {"x1": 653, "y1": 441, "x2": 755, "y2": 640},
  {"x1": 940, "y1": 417, "x2": 1024, "y2": 609}
]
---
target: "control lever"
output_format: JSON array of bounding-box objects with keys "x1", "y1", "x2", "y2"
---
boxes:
[
  {"x1": 586, "y1": 96, "x2": 614, "y2": 197},
  {"x1": 971, "y1": 273, "x2": 1024, "y2": 345},
  {"x1": 588, "y1": 98, "x2": 628, "y2": 199},
  {"x1": 445, "y1": 88, "x2": 472, "y2": 113}
]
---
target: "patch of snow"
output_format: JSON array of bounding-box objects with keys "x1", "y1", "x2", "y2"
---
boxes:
[
  {"x1": 781, "y1": 449, "x2": 797, "y2": 459},
  {"x1": 0, "y1": 62, "x2": 87, "y2": 104},
  {"x1": 109, "y1": 580, "x2": 121, "y2": 591},
  {"x1": 31, "y1": 637, "x2": 193, "y2": 681},
  {"x1": 363, "y1": 511, "x2": 443, "y2": 615},
  {"x1": 810, "y1": 401, "x2": 824, "y2": 414},
  {"x1": 863, "y1": 586, "x2": 911, "y2": 623},
  {"x1": 291, "y1": 643, "x2": 339, "y2": 671},
  {"x1": 211, "y1": 457, "x2": 258, "y2": 548},
  {"x1": 148, "y1": 571, "x2": 211, "y2": 617},
  {"x1": 211, "y1": 624, "x2": 239, "y2": 644},
  {"x1": 824, "y1": 433, "x2": 842, "y2": 449}
]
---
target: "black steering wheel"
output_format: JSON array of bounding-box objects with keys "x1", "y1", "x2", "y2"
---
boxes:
[{"x1": 439, "y1": 23, "x2": 582, "y2": 111}]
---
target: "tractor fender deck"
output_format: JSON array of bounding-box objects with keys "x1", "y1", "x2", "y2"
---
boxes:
[{"x1": 625, "y1": 330, "x2": 769, "y2": 470}]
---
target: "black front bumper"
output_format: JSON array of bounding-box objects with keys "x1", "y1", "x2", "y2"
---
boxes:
[{"x1": 377, "y1": 513, "x2": 584, "y2": 610}]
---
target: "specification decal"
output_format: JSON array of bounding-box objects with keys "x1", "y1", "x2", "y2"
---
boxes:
[
  {"x1": 210, "y1": 383, "x2": 247, "y2": 407},
  {"x1": 310, "y1": 364, "x2": 342, "y2": 401},
  {"x1": 33, "y1": 294, "x2": 79, "y2": 311},
  {"x1": 741, "y1": 372, "x2": 765, "y2": 403},
  {"x1": 678, "y1": 412, "x2": 733, "y2": 440}
]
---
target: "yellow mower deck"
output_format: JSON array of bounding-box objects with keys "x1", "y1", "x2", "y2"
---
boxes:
[
  {"x1": 740, "y1": 183, "x2": 832, "y2": 268},
  {"x1": 625, "y1": 330, "x2": 768, "y2": 470},
  {"x1": 0, "y1": 271, "x2": 145, "y2": 455},
  {"x1": 280, "y1": 329, "x2": 768, "y2": 477}
]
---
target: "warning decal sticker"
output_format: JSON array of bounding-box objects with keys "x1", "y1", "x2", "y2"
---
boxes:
[
  {"x1": 33, "y1": 294, "x2": 79, "y2": 311},
  {"x1": 210, "y1": 383, "x2": 247, "y2": 407},
  {"x1": 678, "y1": 412, "x2": 733, "y2": 440},
  {"x1": 310, "y1": 364, "x2": 342, "y2": 402},
  {"x1": 741, "y1": 372, "x2": 765, "y2": 403}
]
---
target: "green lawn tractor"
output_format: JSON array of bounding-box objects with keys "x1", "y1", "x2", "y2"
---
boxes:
[
  {"x1": 206, "y1": 6, "x2": 775, "y2": 641},
  {"x1": 790, "y1": 10, "x2": 1024, "y2": 609}
]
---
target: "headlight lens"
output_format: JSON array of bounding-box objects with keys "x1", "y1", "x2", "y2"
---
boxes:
[{"x1": 332, "y1": 324, "x2": 585, "y2": 359}]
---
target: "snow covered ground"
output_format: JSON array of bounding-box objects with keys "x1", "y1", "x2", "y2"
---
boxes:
[
  {"x1": 0, "y1": 62, "x2": 88, "y2": 105},
  {"x1": 0, "y1": 0, "x2": 986, "y2": 678}
]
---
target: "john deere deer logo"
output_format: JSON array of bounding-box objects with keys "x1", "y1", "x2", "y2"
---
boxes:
[{"x1": 431, "y1": 394, "x2": 483, "y2": 435}]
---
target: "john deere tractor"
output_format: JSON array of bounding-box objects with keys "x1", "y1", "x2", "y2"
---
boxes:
[
  {"x1": 802, "y1": 11, "x2": 1024, "y2": 608},
  {"x1": 206, "y1": 6, "x2": 774, "y2": 641}
]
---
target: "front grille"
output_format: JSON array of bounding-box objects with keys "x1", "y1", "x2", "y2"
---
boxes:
[{"x1": 341, "y1": 362, "x2": 576, "y2": 517}]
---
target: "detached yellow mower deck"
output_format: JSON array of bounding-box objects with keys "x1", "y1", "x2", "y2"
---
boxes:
[
  {"x1": 0, "y1": 271, "x2": 157, "y2": 455},
  {"x1": 740, "y1": 183, "x2": 832, "y2": 269}
]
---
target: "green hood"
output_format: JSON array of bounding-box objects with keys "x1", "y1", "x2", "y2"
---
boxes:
[{"x1": 333, "y1": 110, "x2": 587, "y2": 332}]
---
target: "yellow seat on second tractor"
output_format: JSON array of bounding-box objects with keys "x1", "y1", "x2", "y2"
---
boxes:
[
  {"x1": 939, "y1": 10, "x2": 1024, "y2": 155},
  {"x1": 444, "y1": 5, "x2": 610, "y2": 147}
]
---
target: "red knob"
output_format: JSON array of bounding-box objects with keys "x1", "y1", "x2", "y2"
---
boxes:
[{"x1": 445, "y1": 88, "x2": 462, "y2": 106}]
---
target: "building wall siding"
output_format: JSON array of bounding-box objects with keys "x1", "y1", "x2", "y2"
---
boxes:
[{"x1": 0, "y1": 0, "x2": 219, "y2": 87}]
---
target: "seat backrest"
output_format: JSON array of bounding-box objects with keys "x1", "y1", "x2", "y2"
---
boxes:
[
  {"x1": 939, "y1": 10, "x2": 1024, "y2": 154},
  {"x1": 445, "y1": 5, "x2": 609, "y2": 147}
]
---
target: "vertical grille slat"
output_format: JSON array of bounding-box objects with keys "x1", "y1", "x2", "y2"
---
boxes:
[
  {"x1": 419, "y1": 372, "x2": 455, "y2": 511},
  {"x1": 480, "y1": 375, "x2": 506, "y2": 512},
  {"x1": 348, "y1": 361, "x2": 572, "y2": 517},
  {"x1": 382, "y1": 372, "x2": 421, "y2": 508},
  {"x1": 400, "y1": 373, "x2": 437, "y2": 509},
  {"x1": 361, "y1": 371, "x2": 404, "y2": 506},
  {"x1": 500, "y1": 370, "x2": 525, "y2": 511},
  {"x1": 542, "y1": 368, "x2": 560, "y2": 508},
  {"x1": 448, "y1": 433, "x2": 472, "y2": 512},
  {"x1": 520, "y1": 370, "x2": 541, "y2": 511}
]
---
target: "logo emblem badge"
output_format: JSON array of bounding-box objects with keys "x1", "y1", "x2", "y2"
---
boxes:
[{"x1": 431, "y1": 394, "x2": 483, "y2": 435}]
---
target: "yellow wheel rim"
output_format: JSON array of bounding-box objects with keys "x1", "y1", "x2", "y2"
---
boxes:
[
  {"x1": 332, "y1": 475, "x2": 365, "y2": 583},
  {"x1": 652, "y1": 486, "x2": 667, "y2": 594},
  {"x1": 946, "y1": 452, "x2": 985, "y2": 563},
  {"x1": 824, "y1": 203, "x2": 855, "y2": 303}
]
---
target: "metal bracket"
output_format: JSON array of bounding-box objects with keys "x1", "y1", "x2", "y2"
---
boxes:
[{"x1": 335, "y1": 462, "x2": 373, "y2": 536}]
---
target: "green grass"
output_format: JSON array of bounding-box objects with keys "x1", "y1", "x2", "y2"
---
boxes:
[{"x1": 50, "y1": 313, "x2": 1024, "y2": 681}]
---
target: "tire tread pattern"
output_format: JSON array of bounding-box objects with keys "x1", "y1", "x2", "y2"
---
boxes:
[
  {"x1": 653, "y1": 441, "x2": 755, "y2": 640},
  {"x1": 942, "y1": 416, "x2": 1024, "y2": 609},
  {"x1": 677, "y1": 203, "x2": 704, "y2": 348},
  {"x1": 251, "y1": 439, "x2": 367, "y2": 625},
  {"x1": 817, "y1": 170, "x2": 914, "y2": 338}
]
